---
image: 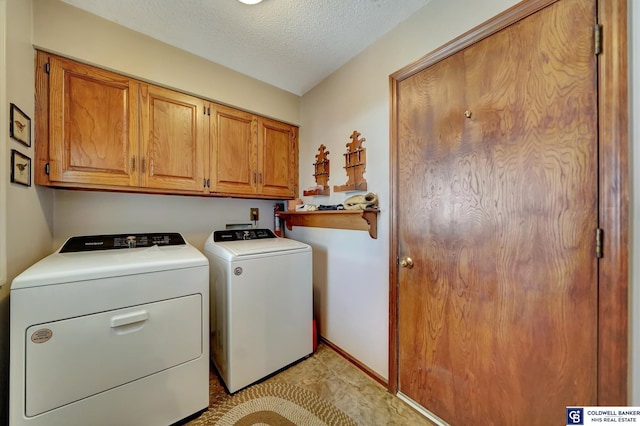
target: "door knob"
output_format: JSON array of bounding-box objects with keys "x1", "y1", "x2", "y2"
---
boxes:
[{"x1": 399, "y1": 256, "x2": 414, "y2": 269}]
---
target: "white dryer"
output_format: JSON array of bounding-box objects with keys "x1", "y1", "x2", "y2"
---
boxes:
[
  {"x1": 204, "y1": 229, "x2": 312, "y2": 393},
  {"x1": 10, "y1": 233, "x2": 209, "y2": 426}
]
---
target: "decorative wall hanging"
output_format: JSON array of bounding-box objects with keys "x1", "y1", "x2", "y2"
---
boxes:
[
  {"x1": 10, "y1": 103, "x2": 31, "y2": 147},
  {"x1": 334, "y1": 130, "x2": 367, "y2": 192},
  {"x1": 304, "y1": 144, "x2": 330, "y2": 196},
  {"x1": 11, "y1": 149, "x2": 31, "y2": 187}
]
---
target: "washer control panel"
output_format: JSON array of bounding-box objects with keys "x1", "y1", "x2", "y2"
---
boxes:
[
  {"x1": 59, "y1": 233, "x2": 186, "y2": 253},
  {"x1": 213, "y1": 229, "x2": 276, "y2": 242}
]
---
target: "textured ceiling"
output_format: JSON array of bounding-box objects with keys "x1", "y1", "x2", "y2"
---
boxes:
[{"x1": 58, "y1": 0, "x2": 431, "y2": 95}]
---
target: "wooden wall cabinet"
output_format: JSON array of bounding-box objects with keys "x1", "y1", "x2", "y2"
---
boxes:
[
  {"x1": 208, "y1": 107, "x2": 298, "y2": 198},
  {"x1": 209, "y1": 104, "x2": 258, "y2": 195},
  {"x1": 36, "y1": 51, "x2": 298, "y2": 199},
  {"x1": 44, "y1": 54, "x2": 139, "y2": 187},
  {"x1": 257, "y1": 117, "x2": 298, "y2": 198},
  {"x1": 140, "y1": 84, "x2": 206, "y2": 192}
]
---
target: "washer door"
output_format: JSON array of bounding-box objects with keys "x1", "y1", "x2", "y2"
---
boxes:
[{"x1": 25, "y1": 294, "x2": 202, "y2": 417}]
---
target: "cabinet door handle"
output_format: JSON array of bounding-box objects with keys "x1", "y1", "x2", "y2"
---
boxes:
[
  {"x1": 253, "y1": 172, "x2": 257, "y2": 184},
  {"x1": 131, "y1": 156, "x2": 136, "y2": 172},
  {"x1": 259, "y1": 173, "x2": 263, "y2": 184},
  {"x1": 142, "y1": 157, "x2": 147, "y2": 173}
]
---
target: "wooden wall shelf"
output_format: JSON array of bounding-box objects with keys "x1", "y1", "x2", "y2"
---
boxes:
[{"x1": 278, "y1": 209, "x2": 378, "y2": 239}]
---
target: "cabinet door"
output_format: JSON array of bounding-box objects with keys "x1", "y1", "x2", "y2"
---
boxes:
[
  {"x1": 48, "y1": 56, "x2": 139, "y2": 187},
  {"x1": 258, "y1": 118, "x2": 298, "y2": 198},
  {"x1": 140, "y1": 84, "x2": 206, "y2": 192},
  {"x1": 209, "y1": 104, "x2": 257, "y2": 195}
]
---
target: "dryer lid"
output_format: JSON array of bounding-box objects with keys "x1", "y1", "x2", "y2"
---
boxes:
[{"x1": 11, "y1": 234, "x2": 207, "y2": 289}]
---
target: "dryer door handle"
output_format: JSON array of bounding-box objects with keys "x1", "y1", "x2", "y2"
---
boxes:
[{"x1": 110, "y1": 310, "x2": 148, "y2": 328}]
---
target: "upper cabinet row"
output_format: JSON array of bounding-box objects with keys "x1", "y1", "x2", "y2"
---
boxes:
[{"x1": 34, "y1": 51, "x2": 299, "y2": 199}]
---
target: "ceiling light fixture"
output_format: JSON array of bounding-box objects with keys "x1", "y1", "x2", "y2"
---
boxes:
[{"x1": 238, "y1": 0, "x2": 262, "y2": 4}]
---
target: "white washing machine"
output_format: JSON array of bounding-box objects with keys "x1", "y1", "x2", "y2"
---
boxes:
[
  {"x1": 10, "y1": 233, "x2": 209, "y2": 426},
  {"x1": 204, "y1": 229, "x2": 312, "y2": 393}
]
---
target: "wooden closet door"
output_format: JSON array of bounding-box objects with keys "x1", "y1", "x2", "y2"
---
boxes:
[{"x1": 395, "y1": 0, "x2": 597, "y2": 424}]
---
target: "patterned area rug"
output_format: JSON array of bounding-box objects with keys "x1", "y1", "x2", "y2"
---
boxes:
[{"x1": 187, "y1": 380, "x2": 357, "y2": 426}]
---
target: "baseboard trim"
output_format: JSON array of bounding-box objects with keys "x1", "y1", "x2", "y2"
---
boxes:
[
  {"x1": 397, "y1": 392, "x2": 450, "y2": 426},
  {"x1": 318, "y1": 336, "x2": 387, "y2": 387}
]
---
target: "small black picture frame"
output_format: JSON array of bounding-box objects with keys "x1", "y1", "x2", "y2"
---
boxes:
[
  {"x1": 11, "y1": 149, "x2": 31, "y2": 187},
  {"x1": 10, "y1": 103, "x2": 31, "y2": 147}
]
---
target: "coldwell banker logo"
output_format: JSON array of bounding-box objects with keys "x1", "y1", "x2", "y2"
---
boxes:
[{"x1": 567, "y1": 407, "x2": 584, "y2": 425}]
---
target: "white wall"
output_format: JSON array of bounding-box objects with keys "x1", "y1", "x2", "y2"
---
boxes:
[
  {"x1": 52, "y1": 191, "x2": 277, "y2": 253},
  {"x1": 0, "y1": 0, "x2": 55, "y2": 423},
  {"x1": 294, "y1": 0, "x2": 521, "y2": 380},
  {"x1": 630, "y1": 0, "x2": 639, "y2": 406}
]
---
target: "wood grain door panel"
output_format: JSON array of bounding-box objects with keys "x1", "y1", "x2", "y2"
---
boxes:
[
  {"x1": 209, "y1": 105, "x2": 257, "y2": 195},
  {"x1": 140, "y1": 85, "x2": 205, "y2": 192},
  {"x1": 395, "y1": 0, "x2": 598, "y2": 424},
  {"x1": 49, "y1": 56, "x2": 138, "y2": 186},
  {"x1": 258, "y1": 118, "x2": 297, "y2": 198}
]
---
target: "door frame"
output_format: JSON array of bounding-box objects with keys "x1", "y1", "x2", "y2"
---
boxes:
[{"x1": 388, "y1": 0, "x2": 629, "y2": 405}]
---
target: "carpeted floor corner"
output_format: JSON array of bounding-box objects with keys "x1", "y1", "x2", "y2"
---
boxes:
[
  {"x1": 184, "y1": 367, "x2": 356, "y2": 426},
  {"x1": 188, "y1": 381, "x2": 357, "y2": 426}
]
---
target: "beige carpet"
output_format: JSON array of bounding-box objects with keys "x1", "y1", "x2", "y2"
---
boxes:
[{"x1": 186, "y1": 376, "x2": 357, "y2": 426}]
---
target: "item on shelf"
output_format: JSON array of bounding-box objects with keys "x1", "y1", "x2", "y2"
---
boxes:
[
  {"x1": 334, "y1": 130, "x2": 367, "y2": 192},
  {"x1": 295, "y1": 204, "x2": 319, "y2": 212},
  {"x1": 343, "y1": 192, "x2": 378, "y2": 210},
  {"x1": 287, "y1": 199, "x2": 303, "y2": 211},
  {"x1": 304, "y1": 145, "x2": 330, "y2": 196},
  {"x1": 317, "y1": 205, "x2": 345, "y2": 211}
]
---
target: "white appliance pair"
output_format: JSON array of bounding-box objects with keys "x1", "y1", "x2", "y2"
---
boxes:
[
  {"x1": 9, "y1": 229, "x2": 313, "y2": 424},
  {"x1": 9, "y1": 233, "x2": 209, "y2": 426},
  {"x1": 204, "y1": 228, "x2": 313, "y2": 393}
]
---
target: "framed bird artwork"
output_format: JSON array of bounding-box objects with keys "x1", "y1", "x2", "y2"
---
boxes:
[
  {"x1": 10, "y1": 103, "x2": 31, "y2": 147},
  {"x1": 11, "y1": 150, "x2": 31, "y2": 187}
]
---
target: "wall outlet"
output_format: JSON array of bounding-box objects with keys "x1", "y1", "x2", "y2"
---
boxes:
[{"x1": 250, "y1": 208, "x2": 259, "y2": 221}]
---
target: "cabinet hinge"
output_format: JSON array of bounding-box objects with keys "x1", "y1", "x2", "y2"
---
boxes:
[
  {"x1": 595, "y1": 228, "x2": 603, "y2": 258},
  {"x1": 45, "y1": 62, "x2": 50, "y2": 74},
  {"x1": 594, "y1": 24, "x2": 602, "y2": 56},
  {"x1": 45, "y1": 163, "x2": 50, "y2": 175}
]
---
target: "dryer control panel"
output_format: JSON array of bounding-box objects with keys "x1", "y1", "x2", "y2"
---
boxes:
[
  {"x1": 213, "y1": 229, "x2": 276, "y2": 242},
  {"x1": 60, "y1": 233, "x2": 186, "y2": 253}
]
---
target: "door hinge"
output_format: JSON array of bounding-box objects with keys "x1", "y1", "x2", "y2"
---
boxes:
[
  {"x1": 594, "y1": 24, "x2": 602, "y2": 56},
  {"x1": 45, "y1": 163, "x2": 50, "y2": 175},
  {"x1": 596, "y1": 228, "x2": 603, "y2": 258},
  {"x1": 45, "y1": 62, "x2": 50, "y2": 74}
]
